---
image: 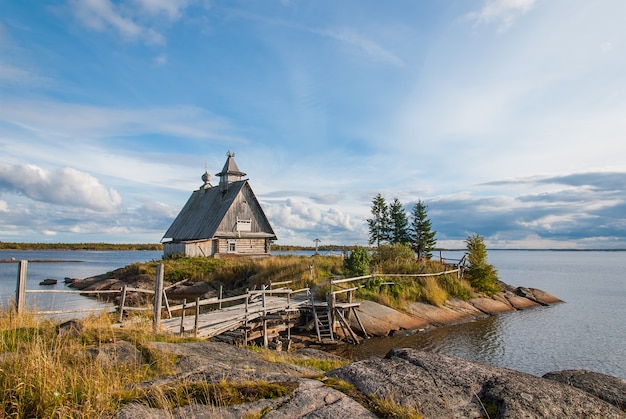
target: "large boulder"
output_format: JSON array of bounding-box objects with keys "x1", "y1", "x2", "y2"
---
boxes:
[{"x1": 327, "y1": 348, "x2": 623, "y2": 418}]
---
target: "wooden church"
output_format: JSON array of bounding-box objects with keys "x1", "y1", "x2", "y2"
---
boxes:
[{"x1": 162, "y1": 152, "x2": 277, "y2": 258}]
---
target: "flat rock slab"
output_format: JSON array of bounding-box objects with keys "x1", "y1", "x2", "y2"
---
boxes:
[
  {"x1": 328, "y1": 348, "x2": 623, "y2": 418},
  {"x1": 502, "y1": 291, "x2": 541, "y2": 309},
  {"x1": 469, "y1": 296, "x2": 516, "y2": 314},
  {"x1": 406, "y1": 300, "x2": 484, "y2": 326},
  {"x1": 543, "y1": 369, "x2": 626, "y2": 410},
  {"x1": 516, "y1": 287, "x2": 563, "y2": 305},
  {"x1": 351, "y1": 300, "x2": 430, "y2": 336}
]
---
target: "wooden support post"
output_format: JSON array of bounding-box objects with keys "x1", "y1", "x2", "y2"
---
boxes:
[
  {"x1": 219, "y1": 285, "x2": 223, "y2": 309},
  {"x1": 262, "y1": 285, "x2": 268, "y2": 349},
  {"x1": 180, "y1": 299, "x2": 186, "y2": 336},
  {"x1": 352, "y1": 307, "x2": 368, "y2": 338},
  {"x1": 244, "y1": 288, "x2": 249, "y2": 346},
  {"x1": 163, "y1": 290, "x2": 172, "y2": 318},
  {"x1": 153, "y1": 263, "x2": 164, "y2": 333},
  {"x1": 194, "y1": 297, "x2": 200, "y2": 338},
  {"x1": 15, "y1": 260, "x2": 27, "y2": 314},
  {"x1": 118, "y1": 285, "x2": 127, "y2": 323}
]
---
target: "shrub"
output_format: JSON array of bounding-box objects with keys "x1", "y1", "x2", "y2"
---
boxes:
[
  {"x1": 343, "y1": 246, "x2": 371, "y2": 277},
  {"x1": 464, "y1": 234, "x2": 501, "y2": 295}
]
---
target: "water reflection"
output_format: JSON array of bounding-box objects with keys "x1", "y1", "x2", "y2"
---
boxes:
[{"x1": 336, "y1": 316, "x2": 505, "y2": 366}]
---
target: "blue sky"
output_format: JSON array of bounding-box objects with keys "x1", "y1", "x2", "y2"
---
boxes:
[{"x1": 1, "y1": 0, "x2": 626, "y2": 249}]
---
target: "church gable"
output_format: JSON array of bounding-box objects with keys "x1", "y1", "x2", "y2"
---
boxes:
[{"x1": 216, "y1": 182, "x2": 275, "y2": 237}]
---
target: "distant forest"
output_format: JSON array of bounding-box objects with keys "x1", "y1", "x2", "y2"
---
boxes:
[
  {"x1": 0, "y1": 242, "x2": 163, "y2": 251},
  {"x1": 0, "y1": 242, "x2": 358, "y2": 252}
]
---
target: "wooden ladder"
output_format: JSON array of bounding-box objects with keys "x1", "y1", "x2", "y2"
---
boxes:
[{"x1": 312, "y1": 304, "x2": 334, "y2": 343}]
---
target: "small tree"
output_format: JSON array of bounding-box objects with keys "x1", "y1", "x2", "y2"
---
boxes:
[
  {"x1": 389, "y1": 198, "x2": 410, "y2": 245},
  {"x1": 343, "y1": 246, "x2": 371, "y2": 277},
  {"x1": 465, "y1": 234, "x2": 500, "y2": 295},
  {"x1": 367, "y1": 193, "x2": 391, "y2": 247},
  {"x1": 409, "y1": 199, "x2": 437, "y2": 260}
]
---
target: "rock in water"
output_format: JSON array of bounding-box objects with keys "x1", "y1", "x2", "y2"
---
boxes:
[{"x1": 39, "y1": 278, "x2": 57, "y2": 285}]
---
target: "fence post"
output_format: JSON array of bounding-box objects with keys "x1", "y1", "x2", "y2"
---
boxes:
[
  {"x1": 219, "y1": 285, "x2": 223, "y2": 309},
  {"x1": 194, "y1": 297, "x2": 200, "y2": 338},
  {"x1": 15, "y1": 260, "x2": 27, "y2": 314},
  {"x1": 180, "y1": 299, "x2": 186, "y2": 336},
  {"x1": 118, "y1": 285, "x2": 127, "y2": 323},
  {"x1": 244, "y1": 288, "x2": 249, "y2": 346},
  {"x1": 153, "y1": 263, "x2": 164, "y2": 333},
  {"x1": 262, "y1": 285, "x2": 268, "y2": 349}
]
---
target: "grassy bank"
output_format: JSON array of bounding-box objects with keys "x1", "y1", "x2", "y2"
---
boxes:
[
  {"x1": 103, "y1": 254, "x2": 474, "y2": 310},
  {"x1": 0, "y1": 309, "x2": 354, "y2": 418}
]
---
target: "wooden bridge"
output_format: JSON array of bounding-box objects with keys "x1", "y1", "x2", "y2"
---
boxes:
[
  {"x1": 12, "y1": 260, "x2": 463, "y2": 347},
  {"x1": 159, "y1": 288, "x2": 312, "y2": 346}
]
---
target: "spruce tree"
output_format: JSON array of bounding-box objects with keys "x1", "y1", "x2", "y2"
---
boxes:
[
  {"x1": 409, "y1": 199, "x2": 437, "y2": 260},
  {"x1": 367, "y1": 193, "x2": 391, "y2": 247},
  {"x1": 389, "y1": 198, "x2": 410, "y2": 244}
]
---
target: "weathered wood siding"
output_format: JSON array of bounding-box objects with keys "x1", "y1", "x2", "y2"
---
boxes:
[
  {"x1": 164, "y1": 240, "x2": 215, "y2": 257},
  {"x1": 216, "y1": 184, "x2": 271, "y2": 235},
  {"x1": 217, "y1": 238, "x2": 267, "y2": 254}
]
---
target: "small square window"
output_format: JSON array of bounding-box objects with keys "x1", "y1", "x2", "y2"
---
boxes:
[{"x1": 228, "y1": 241, "x2": 236, "y2": 253}]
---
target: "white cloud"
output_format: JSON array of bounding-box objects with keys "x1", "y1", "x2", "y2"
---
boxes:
[
  {"x1": 319, "y1": 27, "x2": 405, "y2": 67},
  {"x1": 0, "y1": 200, "x2": 7, "y2": 212},
  {"x1": 468, "y1": 0, "x2": 536, "y2": 31},
  {"x1": 131, "y1": 0, "x2": 191, "y2": 20},
  {"x1": 0, "y1": 164, "x2": 122, "y2": 212},
  {"x1": 0, "y1": 99, "x2": 242, "y2": 142},
  {"x1": 68, "y1": 0, "x2": 192, "y2": 44},
  {"x1": 154, "y1": 53, "x2": 168, "y2": 66}
]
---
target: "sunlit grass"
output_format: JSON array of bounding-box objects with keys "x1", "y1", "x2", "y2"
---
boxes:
[{"x1": 0, "y1": 309, "x2": 182, "y2": 418}]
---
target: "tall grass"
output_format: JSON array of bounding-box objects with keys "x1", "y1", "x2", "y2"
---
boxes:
[
  {"x1": 110, "y1": 255, "x2": 344, "y2": 292},
  {"x1": 0, "y1": 310, "x2": 176, "y2": 418},
  {"x1": 356, "y1": 271, "x2": 473, "y2": 310}
]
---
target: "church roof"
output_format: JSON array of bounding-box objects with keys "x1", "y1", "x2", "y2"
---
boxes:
[{"x1": 162, "y1": 151, "x2": 277, "y2": 244}]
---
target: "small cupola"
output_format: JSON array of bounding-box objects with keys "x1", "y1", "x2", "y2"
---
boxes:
[
  {"x1": 201, "y1": 170, "x2": 212, "y2": 189},
  {"x1": 216, "y1": 151, "x2": 246, "y2": 192}
]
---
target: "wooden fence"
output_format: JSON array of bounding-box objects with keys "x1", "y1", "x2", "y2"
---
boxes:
[{"x1": 12, "y1": 260, "x2": 311, "y2": 341}]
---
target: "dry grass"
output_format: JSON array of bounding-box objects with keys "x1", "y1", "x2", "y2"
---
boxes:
[
  {"x1": 368, "y1": 393, "x2": 424, "y2": 419},
  {"x1": 132, "y1": 379, "x2": 297, "y2": 411},
  {"x1": 0, "y1": 309, "x2": 180, "y2": 418},
  {"x1": 420, "y1": 276, "x2": 448, "y2": 307},
  {"x1": 254, "y1": 347, "x2": 349, "y2": 373}
]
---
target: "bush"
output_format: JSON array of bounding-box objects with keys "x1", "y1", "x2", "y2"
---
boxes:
[
  {"x1": 464, "y1": 234, "x2": 501, "y2": 295},
  {"x1": 343, "y1": 246, "x2": 371, "y2": 277}
]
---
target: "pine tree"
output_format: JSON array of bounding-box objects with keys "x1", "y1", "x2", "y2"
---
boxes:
[
  {"x1": 367, "y1": 193, "x2": 391, "y2": 247},
  {"x1": 409, "y1": 199, "x2": 437, "y2": 260},
  {"x1": 389, "y1": 198, "x2": 410, "y2": 244},
  {"x1": 464, "y1": 234, "x2": 500, "y2": 294}
]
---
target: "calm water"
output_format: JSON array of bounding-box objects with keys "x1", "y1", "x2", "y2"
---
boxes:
[
  {"x1": 337, "y1": 250, "x2": 626, "y2": 379},
  {"x1": 1, "y1": 249, "x2": 624, "y2": 379},
  {"x1": 0, "y1": 250, "x2": 162, "y2": 314}
]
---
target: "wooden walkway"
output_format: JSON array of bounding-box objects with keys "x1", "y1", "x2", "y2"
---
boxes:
[{"x1": 160, "y1": 293, "x2": 310, "y2": 339}]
